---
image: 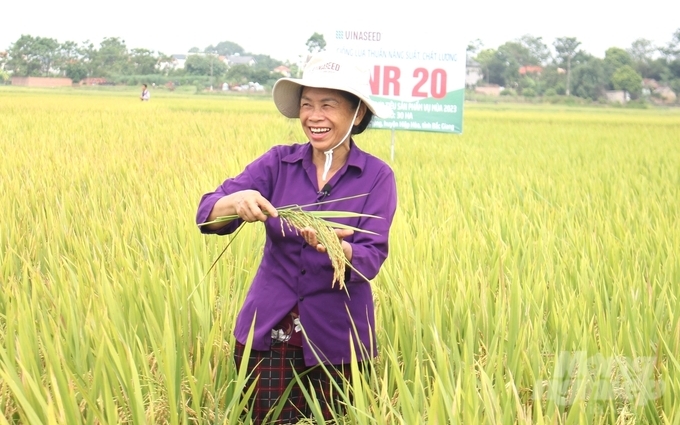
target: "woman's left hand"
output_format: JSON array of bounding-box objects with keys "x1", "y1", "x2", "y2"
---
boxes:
[{"x1": 300, "y1": 227, "x2": 353, "y2": 260}]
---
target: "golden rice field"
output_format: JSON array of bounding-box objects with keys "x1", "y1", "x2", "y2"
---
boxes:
[{"x1": 1, "y1": 87, "x2": 679, "y2": 424}]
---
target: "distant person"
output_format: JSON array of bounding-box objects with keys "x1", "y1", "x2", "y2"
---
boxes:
[{"x1": 140, "y1": 84, "x2": 150, "y2": 101}]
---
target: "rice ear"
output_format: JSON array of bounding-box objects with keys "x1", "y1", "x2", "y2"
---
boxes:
[
  {"x1": 279, "y1": 208, "x2": 348, "y2": 290},
  {"x1": 201, "y1": 194, "x2": 382, "y2": 290}
]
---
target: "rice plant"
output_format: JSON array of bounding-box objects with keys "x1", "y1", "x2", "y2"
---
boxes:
[{"x1": 1, "y1": 87, "x2": 679, "y2": 424}]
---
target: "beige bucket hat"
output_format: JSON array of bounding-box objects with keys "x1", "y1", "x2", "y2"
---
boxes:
[{"x1": 272, "y1": 51, "x2": 393, "y2": 119}]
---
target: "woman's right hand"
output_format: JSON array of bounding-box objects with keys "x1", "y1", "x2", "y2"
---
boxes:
[{"x1": 232, "y1": 190, "x2": 278, "y2": 223}]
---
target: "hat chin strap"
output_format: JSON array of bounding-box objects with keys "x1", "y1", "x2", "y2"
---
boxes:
[{"x1": 322, "y1": 101, "x2": 361, "y2": 182}]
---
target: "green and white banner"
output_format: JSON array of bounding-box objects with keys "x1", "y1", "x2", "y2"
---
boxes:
[{"x1": 326, "y1": 28, "x2": 465, "y2": 134}]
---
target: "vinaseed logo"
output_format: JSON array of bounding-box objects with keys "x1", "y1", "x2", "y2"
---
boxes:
[{"x1": 335, "y1": 30, "x2": 382, "y2": 41}]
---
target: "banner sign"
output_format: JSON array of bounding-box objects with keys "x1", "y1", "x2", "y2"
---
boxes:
[{"x1": 326, "y1": 28, "x2": 466, "y2": 133}]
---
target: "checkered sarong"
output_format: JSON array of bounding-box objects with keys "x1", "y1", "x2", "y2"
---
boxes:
[{"x1": 233, "y1": 341, "x2": 355, "y2": 424}]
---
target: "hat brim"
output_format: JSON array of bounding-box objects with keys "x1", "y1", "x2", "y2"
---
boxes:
[{"x1": 272, "y1": 78, "x2": 393, "y2": 119}]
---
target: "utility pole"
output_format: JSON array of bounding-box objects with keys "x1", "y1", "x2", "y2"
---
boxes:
[{"x1": 566, "y1": 56, "x2": 571, "y2": 96}]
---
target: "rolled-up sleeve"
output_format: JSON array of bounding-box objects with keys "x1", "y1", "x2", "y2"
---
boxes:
[{"x1": 346, "y1": 168, "x2": 397, "y2": 283}]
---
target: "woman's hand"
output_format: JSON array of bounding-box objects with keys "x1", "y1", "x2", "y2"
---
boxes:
[
  {"x1": 300, "y1": 227, "x2": 354, "y2": 260},
  {"x1": 204, "y1": 190, "x2": 278, "y2": 230},
  {"x1": 233, "y1": 190, "x2": 278, "y2": 222}
]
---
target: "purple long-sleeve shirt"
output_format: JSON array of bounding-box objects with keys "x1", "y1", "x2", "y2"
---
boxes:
[{"x1": 196, "y1": 140, "x2": 397, "y2": 366}]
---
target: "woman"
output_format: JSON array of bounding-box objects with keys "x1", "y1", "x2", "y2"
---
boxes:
[{"x1": 196, "y1": 52, "x2": 397, "y2": 423}]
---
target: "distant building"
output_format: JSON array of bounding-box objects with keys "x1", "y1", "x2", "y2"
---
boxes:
[
  {"x1": 81, "y1": 77, "x2": 108, "y2": 85},
  {"x1": 642, "y1": 78, "x2": 659, "y2": 90},
  {"x1": 605, "y1": 90, "x2": 629, "y2": 103},
  {"x1": 475, "y1": 84, "x2": 501, "y2": 96},
  {"x1": 654, "y1": 86, "x2": 677, "y2": 103},
  {"x1": 227, "y1": 54, "x2": 256, "y2": 66},
  {"x1": 273, "y1": 65, "x2": 291, "y2": 77},
  {"x1": 465, "y1": 57, "x2": 483, "y2": 88},
  {"x1": 519, "y1": 65, "x2": 543, "y2": 75},
  {"x1": 169, "y1": 54, "x2": 187, "y2": 70},
  {"x1": 11, "y1": 77, "x2": 73, "y2": 87}
]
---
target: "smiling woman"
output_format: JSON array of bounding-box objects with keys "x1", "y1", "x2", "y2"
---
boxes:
[
  {"x1": 195, "y1": 51, "x2": 398, "y2": 424},
  {"x1": 298, "y1": 87, "x2": 367, "y2": 183}
]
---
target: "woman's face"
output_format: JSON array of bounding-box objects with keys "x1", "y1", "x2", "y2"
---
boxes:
[{"x1": 299, "y1": 87, "x2": 366, "y2": 152}]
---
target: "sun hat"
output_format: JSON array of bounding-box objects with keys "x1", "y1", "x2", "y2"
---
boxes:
[{"x1": 272, "y1": 51, "x2": 393, "y2": 119}]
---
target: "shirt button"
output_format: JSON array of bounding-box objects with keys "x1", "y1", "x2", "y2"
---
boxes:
[
  {"x1": 301, "y1": 269, "x2": 306, "y2": 275},
  {"x1": 299, "y1": 297, "x2": 305, "y2": 301}
]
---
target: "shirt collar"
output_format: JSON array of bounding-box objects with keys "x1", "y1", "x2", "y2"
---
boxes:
[{"x1": 282, "y1": 140, "x2": 366, "y2": 175}]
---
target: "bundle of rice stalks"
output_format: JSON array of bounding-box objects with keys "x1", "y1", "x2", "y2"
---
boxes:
[
  {"x1": 196, "y1": 195, "x2": 379, "y2": 294},
  {"x1": 279, "y1": 207, "x2": 354, "y2": 289}
]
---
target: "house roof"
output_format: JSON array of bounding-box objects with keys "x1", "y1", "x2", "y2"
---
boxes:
[
  {"x1": 228, "y1": 55, "x2": 255, "y2": 65},
  {"x1": 519, "y1": 66, "x2": 543, "y2": 75},
  {"x1": 642, "y1": 78, "x2": 659, "y2": 89}
]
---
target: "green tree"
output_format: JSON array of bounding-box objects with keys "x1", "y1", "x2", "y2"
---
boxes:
[
  {"x1": 536, "y1": 65, "x2": 566, "y2": 95},
  {"x1": 669, "y1": 59, "x2": 680, "y2": 79},
  {"x1": 184, "y1": 54, "x2": 227, "y2": 77},
  {"x1": 627, "y1": 38, "x2": 657, "y2": 78},
  {"x1": 65, "y1": 62, "x2": 88, "y2": 82},
  {"x1": 0, "y1": 50, "x2": 7, "y2": 69},
  {"x1": 612, "y1": 65, "x2": 642, "y2": 98},
  {"x1": 53, "y1": 40, "x2": 81, "y2": 75},
  {"x1": 604, "y1": 47, "x2": 634, "y2": 88},
  {"x1": 662, "y1": 28, "x2": 680, "y2": 59},
  {"x1": 96, "y1": 37, "x2": 130, "y2": 76},
  {"x1": 157, "y1": 53, "x2": 176, "y2": 76},
  {"x1": 78, "y1": 41, "x2": 98, "y2": 78},
  {"x1": 6, "y1": 35, "x2": 60, "y2": 76},
  {"x1": 188, "y1": 47, "x2": 200, "y2": 53},
  {"x1": 129, "y1": 48, "x2": 159, "y2": 75},
  {"x1": 604, "y1": 47, "x2": 633, "y2": 70},
  {"x1": 518, "y1": 34, "x2": 551, "y2": 65},
  {"x1": 475, "y1": 48, "x2": 503, "y2": 85},
  {"x1": 571, "y1": 57, "x2": 606, "y2": 100},
  {"x1": 496, "y1": 43, "x2": 526, "y2": 87},
  {"x1": 474, "y1": 43, "x2": 536, "y2": 88},
  {"x1": 466, "y1": 39, "x2": 483, "y2": 56},
  {"x1": 225, "y1": 64, "x2": 251, "y2": 86},
  {"x1": 670, "y1": 78, "x2": 680, "y2": 98},
  {"x1": 205, "y1": 41, "x2": 244, "y2": 56},
  {"x1": 498, "y1": 41, "x2": 532, "y2": 66},
  {"x1": 250, "y1": 54, "x2": 283, "y2": 72},
  {"x1": 306, "y1": 33, "x2": 326, "y2": 53},
  {"x1": 553, "y1": 37, "x2": 582, "y2": 96},
  {"x1": 250, "y1": 68, "x2": 281, "y2": 86},
  {"x1": 643, "y1": 58, "x2": 672, "y2": 81}
]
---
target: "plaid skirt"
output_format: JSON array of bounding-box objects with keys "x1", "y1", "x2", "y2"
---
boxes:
[{"x1": 233, "y1": 341, "x2": 364, "y2": 424}]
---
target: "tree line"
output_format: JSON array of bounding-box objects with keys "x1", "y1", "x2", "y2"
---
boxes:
[
  {"x1": 0, "y1": 35, "x2": 295, "y2": 89},
  {"x1": 468, "y1": 31, "x2": 680, "y2": 101},
  {"x1": 2, "y1": 30, "x2": 679, "y2": 102}
]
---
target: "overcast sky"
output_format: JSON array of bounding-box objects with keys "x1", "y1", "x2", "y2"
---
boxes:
[{"x1": 2, "y1": 0, "x2": 679, "y2": 62}]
